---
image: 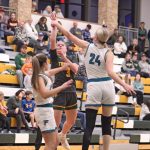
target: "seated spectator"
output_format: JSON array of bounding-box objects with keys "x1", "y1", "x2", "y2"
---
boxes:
[
  {"x1": 114, "y1": 35, "x2": 127, "y2": 58},
  {"x1": 42, "y1": 5, "x2": 52, "y2": 15},
  {"x1": 54, "y1": 5, "x2": 64, "y2": 18},
  {"x1": 75, "y1": 65, "x2": 87, "y2": 92},
  {"x1": 35, "y1": 32, "x2": 48, "y2": 54},
  {"x1": 127, "y1": 39, "x2": 140, "y2": 56},
  {"x1": 0, "y1": 8, "x2": 9, "y2": 39},
  {"x1": 116, "y1": 73, "x2": 136, "y2": 104},
  {"x1": 7, "y1": 90, "x2": 30, "y2": 133},
  {"x1": 0, "y1": 91, "x2": 11, "y2": 133},
  {"x1": 82, "y1": 24, "x2": 92, "y2": 43},
  {"x1": 24, "y1": 19, "x2": 38, "y2": 41},
  {"x1": 24, "y1": 68, "x2": 32, "y2": 91},
  {"x1": 57, "y1": 21, "x2": 65, "y2": 41},
  {"x1": 4, "y1": 12, "x2": 18, "y2": 43},
  {"x1": 121, "y1": 53, "x2": 136, "y2": 76},
  {"x1": 15, "y1": 45, "x2": 27, "y2": 88},
  {"x1": 21, "y1": 55, "x2": 32, "y2": 76},
  {"x1": 13, "y1": 21, "x2": 35, "y2": 51},
  {"x1": 35, "y1": 16, "x2": 49, "y2": 41},
  {"x1": 140, "y1": 100, "x2": 150, "y2": 120},
  {"x1": 32, "y1": 1, "x2": 38, "y2": 13},
  {"x1": 132, "y1": 52, "x2": 141, "y2": 72},
  {"x1": 70, "y1": 21, "x2": 82, "y2": 39},
  {"x1": 22, "y1": 91, "x2": 36, "y2": 128},
  {"x1": 133, "y1": 73, "x2": 144, "y2": 105},
  {"x1": 139, "y1": 53, "x2": 150, "y2": 78},
  {"x1": 107, "y1": 28, "x2": 119, "y2": 46}
]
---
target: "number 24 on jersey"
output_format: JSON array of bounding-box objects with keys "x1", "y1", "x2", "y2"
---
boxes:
[{"x1": 89, "y1": 53, "x2": 101, "y2": 66}]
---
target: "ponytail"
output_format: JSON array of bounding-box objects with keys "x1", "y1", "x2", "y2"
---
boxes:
[{"x1": 31, "y1": 53, "x2": 47, "y2": 90}]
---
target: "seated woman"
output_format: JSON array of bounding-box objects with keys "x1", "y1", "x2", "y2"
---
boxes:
[
  {"x1": 133, "y1": 73, "x2": 144, "y2": 105},
  {"x1": 35, "y1": 16, "x2": 49, "y2": 41},
  {"x1": 127, "y1": 39, "x2": 140, "y2": 57},
  {"x1": 4, "y1": 12, "x2": 18, "y2": 43},
  {"x1": 114, "y1": 35, "x2": 127, "y2": 58},
  {"x1": 121, "y1": 53, "x2": 137, "y2": 76}
]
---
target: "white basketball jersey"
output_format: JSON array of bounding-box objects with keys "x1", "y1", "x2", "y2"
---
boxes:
[
  {"x1": 84, "y1": 43, "x2": 109, "y2": 79},
  {"x1": 33, "y1": 74, "x2": 53, "y2": 105}
]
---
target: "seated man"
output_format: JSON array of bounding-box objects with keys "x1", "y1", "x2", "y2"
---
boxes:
[
  {"x1": 7, "y1": 89, "x2": 30, "y2": 133},
  {"x1": 22, "y1": 91, "x2": 36, "y2": 129},
  {"x1": 15, "y1": 45, "x2": 27, "y2": 88}
]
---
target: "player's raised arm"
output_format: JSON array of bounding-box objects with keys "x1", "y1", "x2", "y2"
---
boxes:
[{"x1": 50, "y1": 13, "x2": 89, "y2": 49}]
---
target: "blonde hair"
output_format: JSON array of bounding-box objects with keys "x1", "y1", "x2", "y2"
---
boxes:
[
  {"x1": 95, "y1": 26, "x2": 109, "y2": 45},
  {"x1": 31, "y1": 53, "x2": 47, "y2": 90}
]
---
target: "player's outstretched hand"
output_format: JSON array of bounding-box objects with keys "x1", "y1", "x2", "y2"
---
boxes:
[
  {"x1": 61, "y1": 79, "x2": 73, "y2": 89},
  {"x1": 123, "y1": 83, "x2": 135, "y2": 95},
  {"x1": 50, "y1": 12, "x2": 58, "y2": 27}
]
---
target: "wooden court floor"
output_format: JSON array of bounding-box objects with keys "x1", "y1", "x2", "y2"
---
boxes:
[{"x1": 0, "y1": 146, "x2": 100, "y2": 150}]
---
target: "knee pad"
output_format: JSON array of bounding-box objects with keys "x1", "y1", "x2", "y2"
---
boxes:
[{"x1": 101, "y1": 115, "x2": 112, "y2": 136}]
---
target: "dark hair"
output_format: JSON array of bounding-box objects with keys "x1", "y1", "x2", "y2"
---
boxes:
[
  {"x1": 87, "y1": 24, "x2": 91, "y2": 30},
  {"x1": 38, "y1": 16, "x2": 47, "y2": 24},
  {"x1": 134, "y1": 73, "x2": 141, "y2": 81},
  {"x1": 15, "y1": 89, "x2": 24, "y2": 96},
  {"x1": 25, "y1": 91, "x2": 32, "y2": 95},
  {"x1": 31, "y1": 53, "x2": 47, "y2": 90}
]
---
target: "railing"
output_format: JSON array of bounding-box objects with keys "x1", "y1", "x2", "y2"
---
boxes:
[
  {"x1": 0, "y1": 6, "x2": 16, "y2": 16},
  {"x1": 113, "y1": 108, "x2": 129, "y2": 140},
  {"x1": 119, "y1": 26, "x2": 139, "y2": 46}
]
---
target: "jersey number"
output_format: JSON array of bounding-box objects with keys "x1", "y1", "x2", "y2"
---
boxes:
[{"x1": 89, "y1": 53, "x2": 101, "y2": 66}]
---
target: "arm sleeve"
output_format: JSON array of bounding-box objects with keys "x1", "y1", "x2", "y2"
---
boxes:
[{"x1": 50, "y1": 49, "x2": 59, "y2": 69}]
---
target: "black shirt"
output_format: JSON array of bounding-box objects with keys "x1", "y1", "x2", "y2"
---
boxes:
[{"x1": 50, "y1": 49, "x2": 77, "y2": 92}]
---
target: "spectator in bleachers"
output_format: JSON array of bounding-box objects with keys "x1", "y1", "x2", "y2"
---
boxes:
[
  {"x1": 127, "y1": 39, "x2": 140, "y2": 57},
  {"x1": 0, "y1": 91, "x2": 11, "y2": 133},
  {"x1": 54, "y1": 5, "x2": 64, "y2": 18},
  {"x1": 133, "y1": 73, "x2": 144, "y2": 105},
  {"x1": 114, "y1": 35, "x2": 127, "y2": 58},
  {"x1": 82, "y1": 24, "x2": 92, "y2": 43},
  {"x1": 24, "y1": 19, "x2": 38, "y2": 41},
  {"x1": 138, "y1": 22, "x2": 147, "y2": 53},
  {"x1": 24, "y1": 68, "x2": 32, "y2": 91},
  {"x1": 107, "y1": 28, "x2": 119, "y2": 46},
  {"x1": 139, "y1": 53, "x2": 150, "y2": 78},
  {"x1": 7, "y1": 89, "x2": 30, "y2": 133},
  {"x1": 0, "y1": 8, "x2": 9, "y2": 39},
  {"x1": 32, "y1": 1, "x2": 38, "y2": 13},
  {"x1": 35, "y1": 32, "x2": 48, "y2": 54},
  {"x1": 121, "y1": 53, "x2": 136, "y2": 76},
  {"x1": 13, "y1": 21, "x2": 35, "y2": 52},
  {"x1": 57, "y1": 21, "x2": 65, "y2": 41},
  {"x1": 70, "y1": 21, "x2": 82, "y2": 39},
  {"x1": 15, "y1": 45, "x2": 27, "y2": 88},
  {"x1": 22, "y1": 91, "x2": 35, "y2": 128},
  {"x1": 35, "y1": 16, "x2": 49, "y2": 41},
  {"x1": 4, "y1": 12, "x2": 18, "y2": 43},
  {"x1": 77, "y1": 48, "x2": 85, "y2": 65},
  {"x1": 42, "y1": 5, "x2": 52, "y2": 15},
  {"x1": 140, "y1": 100, "x2": 150, "y2": 120},
  {"x1": 132, "y1": 52, "x2": 141, "y2": 72},
  {"x1": 21, "y1": 55, "x2": 32, "y2": 76}
]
